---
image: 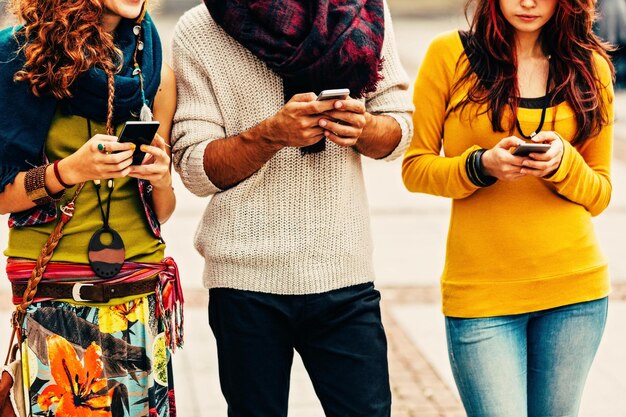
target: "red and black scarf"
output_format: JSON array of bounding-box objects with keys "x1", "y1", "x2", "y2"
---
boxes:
[{"x1": 204, "y1": 0, "x2": 385, "y2": 153}]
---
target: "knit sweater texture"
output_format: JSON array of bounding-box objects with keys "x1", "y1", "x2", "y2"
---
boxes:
[
  {"x1": 403, "y1": 31, "x2": 613, "y2": 318},
  {"x1": 171, "y1": 4, "x2": 413, "y2": 294}
]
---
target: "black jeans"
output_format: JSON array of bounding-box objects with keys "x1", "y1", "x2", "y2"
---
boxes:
[{"x1": 208, "y1": 282, "x2": 391, "y2": 417}]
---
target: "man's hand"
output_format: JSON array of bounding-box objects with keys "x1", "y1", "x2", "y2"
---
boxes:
[
  {"x1": 203, "y1": 92, "x2": 339, "y2": 190},
  {"x1": 317, "y1": 99, "x2": 367, "y2": 147},
  {"x1": 263, "y1": 93, "x2": 336, "y2": 148}
]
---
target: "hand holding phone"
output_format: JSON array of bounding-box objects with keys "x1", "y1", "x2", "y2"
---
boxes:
[
  {"x1": 316, "y1": 89, "x2": 351, "y2": 130},
  {"x1": 316, "y1": 88, "x2": 350, "y2": 101},
  {"x1": 510, "y1": 143, "x2": 551, "y2": 157},
  {"x1": 117, "y1": 121, "x2": 161, "y2": 165}
]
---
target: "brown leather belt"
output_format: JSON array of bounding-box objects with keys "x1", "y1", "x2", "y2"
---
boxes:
[{"x1": 12, "y1": 276, "x2": 158, "y2": 303}]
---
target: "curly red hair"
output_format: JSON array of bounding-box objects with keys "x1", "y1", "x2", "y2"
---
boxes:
[{"x1": 10, "y1": 0, "x2": 122, "y2": 101}]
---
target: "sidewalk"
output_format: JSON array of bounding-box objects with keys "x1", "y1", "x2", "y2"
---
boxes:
[{"x1": 1, "y1": 8, "x2": 626, "y2": 417}]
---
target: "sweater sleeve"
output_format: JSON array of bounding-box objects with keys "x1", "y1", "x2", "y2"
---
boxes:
[
  {"x1": 544, "y1": 55, "x2": 614, "y2": 216},
  {"x1": 364, "y1": 0, "x2": 414, "y2": 161},
  {"x1": 171, "y1": 18, "x2": 224, "y2": 197},
  {"x1": 401, "y1": 31, "x2": 480, "y2": 199}
]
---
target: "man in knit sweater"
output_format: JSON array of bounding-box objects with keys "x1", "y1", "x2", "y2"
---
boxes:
[{"x1": 171, "y1": 1, "x2": 413, "y2": 415}]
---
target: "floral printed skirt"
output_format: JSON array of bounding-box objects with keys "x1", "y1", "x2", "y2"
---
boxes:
[{"x1": 21, "y1": 294, "x2": 175, "y2": 417}]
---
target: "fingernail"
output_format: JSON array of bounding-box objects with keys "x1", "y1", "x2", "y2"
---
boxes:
[
  {"x1": 335, "y1": 101, "x2": 343, "y2": 108},
  {"x1": 130, "y1": 143, "x2": 136, "y2": 150},
  {"x1": 319, "y1": 120, "x2": 327, "y2": 127},
  {"x1": 140, "y1": 145, "x2": 148, "y2": 151}
]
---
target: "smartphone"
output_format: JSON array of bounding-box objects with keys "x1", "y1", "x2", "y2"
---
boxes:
[
  {"x1": 316, "y1": 88, "x2": 350, "y2": 101},
  {"x1": 511, "y1": 143, "x2": 551, "y2": 157},
  {"x1": 117, "y1": 121, "x2": 160, "y2": 165}
]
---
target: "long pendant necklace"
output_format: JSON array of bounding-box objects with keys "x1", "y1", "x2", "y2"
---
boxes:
[
  {"x1": 86, "y1": 119, "x2": 126, "y2": 278},
  {"x1": 514, "y1": 64, "x2": 551, "y2": 139}
]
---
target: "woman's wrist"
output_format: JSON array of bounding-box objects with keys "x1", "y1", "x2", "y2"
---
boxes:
[
  {"x1": 479, "y1": 149, "x2": 496, "y2": 177},
  {"x1": 466, "y1": 149, "x2": 497, "y2": 187},
  {"x1": 52, "y1": 160, "x2": 73, "y2": 188},
  {"x1": 150, "y1": 174, "x2": 173, "y2": 192},
  {"x1": 56, "y1": 157, "x2": 81, "y2": 186},
  {"x1": 29, "y1": 164, "x2": 64, "y2": 204}
]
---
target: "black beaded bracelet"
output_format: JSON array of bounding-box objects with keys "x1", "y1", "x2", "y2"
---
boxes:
[{"x1": 24, "y1": 164, "x2": 65, "y2": 205}]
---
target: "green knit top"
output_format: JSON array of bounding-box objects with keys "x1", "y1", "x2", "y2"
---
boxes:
[{"x1": 5, "y1": 111, "x2": 165, "y2": 263}]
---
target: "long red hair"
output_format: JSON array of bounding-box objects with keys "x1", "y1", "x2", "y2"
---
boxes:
[
  {"x1": 10, "y1": 0, "x2": 121, "y2": 101},
  {"x1": 456, "y1": 0, "x2": 614, "y2": 145}
]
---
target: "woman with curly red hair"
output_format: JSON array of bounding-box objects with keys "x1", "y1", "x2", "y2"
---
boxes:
[
  {"x1": 403, "y1": 0, "x2": 613, "y2": 415},
  {"x1": 0, "y1": 0, "x2": 181, "y2": 416}
]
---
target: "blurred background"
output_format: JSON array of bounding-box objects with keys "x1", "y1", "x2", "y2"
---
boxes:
[
  {"x1": 1, "y1": 1, "x2": 626, "y2": 416},
  {"x1": 2, "y1": 0, "x2": 625, "y2": 84}
]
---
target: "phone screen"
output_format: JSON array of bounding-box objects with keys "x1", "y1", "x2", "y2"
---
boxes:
[
  {"x1": 316, "y1": 88, "x2": 350, "y2": 101},
  {"x1": 118, "y1": 121, "x2": 160, "y2": 165},
  {"x1": 511, "y1": 143, "x2": 550, "y2": 157}
]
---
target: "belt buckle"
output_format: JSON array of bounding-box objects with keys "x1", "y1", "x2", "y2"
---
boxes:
[{"x1": 72, "y1": 283, "x2": 94, "y2": 302}]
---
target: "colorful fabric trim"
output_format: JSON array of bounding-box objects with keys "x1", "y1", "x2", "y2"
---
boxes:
[
  {"x1": 7, "y1": 201, "x2": 58, "y2": 228},
  {"x1": 155, "y1": 258, "x2": 184, "y2": 351},
  {"x1": 138, "y1": 179, "x2": 162, "y2": 240},
  {"x1": 7, "y1": 257, "x2": 183, "y2": 350}
]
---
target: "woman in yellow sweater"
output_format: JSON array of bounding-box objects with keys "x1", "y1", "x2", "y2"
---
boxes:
[{"x1": 402, "y1": 0, "x2": 613, "y2": 415}]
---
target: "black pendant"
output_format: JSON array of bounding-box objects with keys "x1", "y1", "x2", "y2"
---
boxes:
[{"x1": 88, "y1": 227, "x2": 125, "y2": 278}]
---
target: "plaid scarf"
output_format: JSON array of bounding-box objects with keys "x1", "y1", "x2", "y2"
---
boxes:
[{"x1": 204, "y1": 0, "x2": 385, "y2": 153}]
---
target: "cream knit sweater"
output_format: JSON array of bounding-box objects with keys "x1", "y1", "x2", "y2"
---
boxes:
[{"x1": 171, "y1": 4, "x2": 414, "y2": 294}]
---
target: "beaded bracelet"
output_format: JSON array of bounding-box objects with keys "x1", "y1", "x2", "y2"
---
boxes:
[{"x1": 24, "y1": 164, "x2": 65, "y2": 205}]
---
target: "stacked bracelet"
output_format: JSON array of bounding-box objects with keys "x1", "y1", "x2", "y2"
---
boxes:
[
  {"x1": 24, "y1": 164, "x2": 65, "y2": 205},
  {"x1": 53, "y1": 160, "x2": 72, "y2": 189},
  {"x1": 466, "y1": 149, "x2": 497, "y2": 187}
]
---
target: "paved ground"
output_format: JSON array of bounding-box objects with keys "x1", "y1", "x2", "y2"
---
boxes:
[{"x1": 2, "y1": 2, "x2": 626, "y2": 416}]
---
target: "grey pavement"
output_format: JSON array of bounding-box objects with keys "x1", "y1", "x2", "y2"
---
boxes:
[{"x1": 2, "y1": 4, "x2": 626, "y2": 416}]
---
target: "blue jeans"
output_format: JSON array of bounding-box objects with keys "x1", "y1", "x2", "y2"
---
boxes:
[
  {"x1": 445, "y1": 298, "x2": 608, "y2": 417},
  {"x1": 208, "y1": 283, "x2": 391, "y2": 417}
]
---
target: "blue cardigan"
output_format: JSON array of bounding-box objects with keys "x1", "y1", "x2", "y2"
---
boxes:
[{"x1": 0, "y1": 26, "x2": 56, "y2": 193}]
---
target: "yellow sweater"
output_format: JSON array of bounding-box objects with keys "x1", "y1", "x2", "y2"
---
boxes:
[{"x1": 402, "y1": 31, "x2": 613, "y2": 318}]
